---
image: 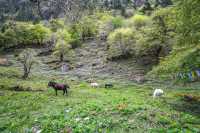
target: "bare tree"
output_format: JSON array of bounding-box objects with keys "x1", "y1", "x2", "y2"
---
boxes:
[{"x1": 19, "y1": 49, "x2": 37, "y2": 79}]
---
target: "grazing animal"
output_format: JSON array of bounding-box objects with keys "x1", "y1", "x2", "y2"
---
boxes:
[
  {"x1": 0, "y1": 58, "x2": 8, "y2": 66},
  {"x1": 48, "y1": 81, "x2": 70, "y2": 95},
  {"x1": 153, "y1": 89, "x2": 164, "y2": 98},
  {"x1": 90, "y1": 82, "x2": 99, "y2": 88},
  {"x1": 105, "y1": 83, "x2": 113, "y2": 88}
]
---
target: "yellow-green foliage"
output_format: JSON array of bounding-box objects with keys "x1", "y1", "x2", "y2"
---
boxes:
[
  {"x1": 70, "y1": 12, "x2": 123, "y2": 41},
  {"x1": 1, "y1": 28, "x2": 17, "y2": 48},
  {"x1": 152, "y1": 7, "x2": 175, "y2": 29},
  {"x1": 149, "y1": 1, "x2": 200, "y2": 78},
  {"x1": 54, "y1": 29, "x2": 74, "y2": 59},
  {"x1": 95, "y1": 12, "x2": 114, "y2": 22},
  {"x1": 149, "y1": 46, "x2": 200, "y2": 77},
  {"x1": 76, "y1": 16, "x2": 98, "y2": 40},
  {"x1": 28, "y1": 24, "x2": 51, "y2": 44},
  {"x1": 49, "y1": 19, "x2": 65, "y2": 32},
  {"x1": 175, "y1": 0, "x2": 200, "y2": 46},
  {"x1": 0, "y1": 22, "x2": 51, "y2": 50},
  {"x1": 134, "y1": 26, "x2": 164, "y2": 57},
  {"x1": 107, "y1": 28, "x2": 136, "y2": 59},
  {"x1": 124, "y1": 14, "x2": 151, "y2": 29},
  {"x1": 152, "y1": 7, "x2": 176, "y2": 43},
  {"x1": 96, "y1": 13, "x2": 114, "y2": 37},
  {"x1": 111, "y1": 17, "x2": 124, "y2": 29}
]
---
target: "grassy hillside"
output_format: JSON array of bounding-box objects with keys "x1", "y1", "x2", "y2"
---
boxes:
[
  {"x1": 0, "y1": 0, "x2": 200, "y2": 132},
  {"x1": 0, "y1": 66, "x2": 200, "y2": 133}
]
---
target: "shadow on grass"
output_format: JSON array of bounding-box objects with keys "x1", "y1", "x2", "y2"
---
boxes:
[{"x1": 170, "y1": 99, "x2": 200, "y2": 117}]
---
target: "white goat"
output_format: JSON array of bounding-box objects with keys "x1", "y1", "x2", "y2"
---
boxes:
[
  {"x1": 153, "y1": 89, "x2": 164, "y2": 98},
  {"x1": 90, "y1": 82, "x2": 99, "y2": 88}
]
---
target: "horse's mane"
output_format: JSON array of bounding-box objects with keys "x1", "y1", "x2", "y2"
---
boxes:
[{"x1": 49, "y1": 81, "x2": 57, "y2": 87}]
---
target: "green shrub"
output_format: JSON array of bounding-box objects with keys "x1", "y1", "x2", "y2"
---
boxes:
[
  {"x1": 134, "y1": 27, "x2": 161, "y2": 56},
  {"x1": 96, "y1": 13, "x2": 123, "y2": 40},
  {"x1": 0, "y1": 33, "x2": 5, "y2": 49},
  {"x1": 0, "y1": 22, "x2": 51, "y2": 50},
  {"x1": 49, "y1": 19, "x2": 65, "y2": 32},
  {"x1": 54, "y1": 29, "x2": 74, "y2": 62},
  {"x1": 152, "y1": 7, "x2": 176, "y2": 44},
  {"x1": 124, "y1": 14, "x2": 151, "y2": 29},
  {"x1": 149, "y1": 46, "x2": 200, "y2": 78},
  {"x1": 27, "y1": 23, "x2": 51, "y2": 45},
  {"x1": 69, "y1": 24, "x2": 81, "y2": 48},
  {"x1": 107, "y1": 28, "x2": 136, "y2": 59},
  {"x1": 95, "y1": 12, "x2": 114, "y2": 22},
  {"x1": 111, "y1": 17, "x2": 124, "y2": 29},
  {"x1": 77, "y1": 16, "x2": 98, "y2": 40},
  {"x1": 1, "y1": 28, "x2": 17, "y2": 49}
]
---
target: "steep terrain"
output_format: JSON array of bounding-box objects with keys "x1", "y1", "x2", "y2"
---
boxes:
[
  {"x1": 67, "y1": 40, "x2": 149, "y2": 81},
  {"x1": 3, "y1": 40, "x2": 150, "y2": 82}
]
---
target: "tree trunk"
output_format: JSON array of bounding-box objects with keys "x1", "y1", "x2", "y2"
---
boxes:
[
  {"x1": 23, "y1": 72, "x2": 29, "y2": 79},
  {"x1": 60, "y1": 53, "x2": 64, "y2": 62},
  {"x1": 22, "y1": 64, "x2": 32, "y2": 79}
]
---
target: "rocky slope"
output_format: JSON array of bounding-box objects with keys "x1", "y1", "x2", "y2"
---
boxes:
[{"x1": 2, "y1": 40, "x2": 151, "y2": 83}]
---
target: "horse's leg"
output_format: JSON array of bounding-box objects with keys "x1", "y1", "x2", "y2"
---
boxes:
[
  {"x1": 65, "y1": 89, "x2": 68, "y2": 95},
  {"x1": 55, "y1": 89, "x2": 57, "y2": 96},
  {"x1": 63, "y1": 89, "x2": 65, "y2": 95}
]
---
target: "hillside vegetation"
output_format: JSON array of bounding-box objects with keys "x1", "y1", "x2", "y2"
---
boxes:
[{"x1": 0, "y1": 0, "x2": 200, "y2": 132}]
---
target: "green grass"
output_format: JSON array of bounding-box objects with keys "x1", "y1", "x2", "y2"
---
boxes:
[{"x1": 0, "y1": 66, "x2": 200, "y2": 133}]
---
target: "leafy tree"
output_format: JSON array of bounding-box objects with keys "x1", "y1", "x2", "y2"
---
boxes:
[
  {"x1": 19, "y1": 48, "x2": 37, "y2": 79},
  {"x1": 175, "y1": 0, "x2": 200, "y2": 47},
  {"x1": 123, "y1": 14, "x2": 151, "y2": 30},
  {"x1": 1, "y1": 28, "x2": 17, "y2": 49},
  {"x1": 29, "y1": 24, "x2": 51, "y2": 45},
  {"x1": 0, "y1": 22, "x2": 51, "y2": 50},
  {"x1": 54, "y1": 29, "x2": 73, "y2": 62},
  {"x1": 49, "y1": 19, "x2": 65, "y2": 32},
  {"x1": 150, "y1": 7, "x2": 175, "y2": 51},
  {"x1": 107, "y1": 28, "x2": 136, "y2": 59}
]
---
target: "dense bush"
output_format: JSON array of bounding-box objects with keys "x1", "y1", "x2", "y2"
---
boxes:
[
  {"x1": 0, "y1": 29, "x2": 17, "y2": 49},
  {"x1": 135, "y1": 27, "x2": 160, "y2": 56},
  {"x1": 69, "y1": 12, "x2": 124, "y2": 42},
  {"x1": 175, "y1": 0, "x2": 200, "y2": 47},
  {"x1": 107, "y1": 28, "x2": 136, "y2": 59},
  {"x1": 149, "y1": 0, "x2": 200, "y2": 79},
  {"x1": 152, "y1": 7, "x2": 176, "y2": 44},
  {"x1": 111, "y1": 17, "x2": 124, "y2": 29},
  {"x1": 76, "y1": 16, "x2": 98, "y2": 40},
  {"x1": 69, "y1": 24, "x2": 81, "y2": 48},
  {"x1": 49, "y1": 19, "x2": 65, "y2": 32},
  {"x1": 28, "y1": 24, "x2": 51, "y2": 44},
  {"x1": 54, "y1": 29, "x2": 74, "y2": 62},
  {"x1": 95, "y1": 12, "x2": 124, "y2": 41},
  {"x1": 0, "y1": 22, "x2": 51, "y2": 50},
  {"x1": 149, "y1": 46, "x2": 200, "y2": 78},
  {"x1": 124, "y1": 14, "x2": 151, "y2": 29}
]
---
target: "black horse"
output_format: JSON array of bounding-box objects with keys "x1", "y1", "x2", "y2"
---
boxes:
[
  {"x1": 105, "y1": 83, "x2": 114, "y2": 88},
  {"x1": 48, "y1": 81, "x2": 70, "y2": 95}
]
